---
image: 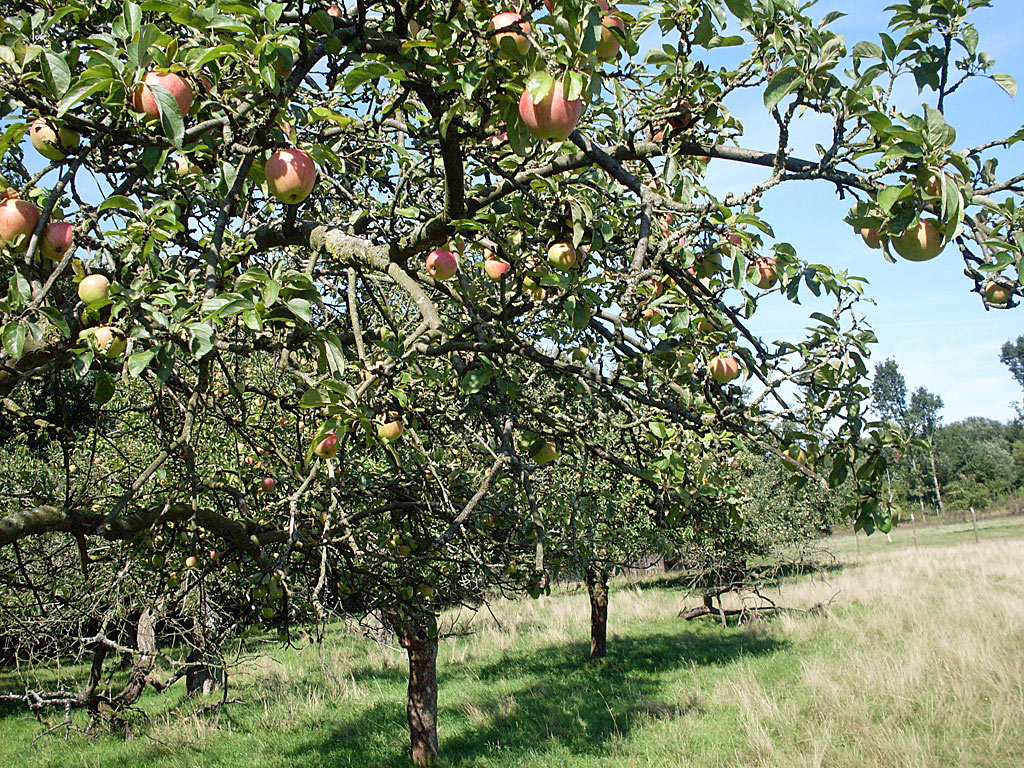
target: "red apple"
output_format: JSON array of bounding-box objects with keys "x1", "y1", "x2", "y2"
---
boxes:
[
  {"x1": 41, "y1": 221, "x2": 74, "y2": 261},
  {"x1": 0, "y1": 197, "x2": 40, "y2": 249},
  {"x1": 132, "y1": 71, "x2": 194, "y2": 123},
  {"x1": 314, "y1": 431, "x2": 339, "y2": 459},
  {"x1": 483, "y1": 255, "x2": 511, "y2": 281},
  {"x1": 265, "y1": 147, "x2": 317, "y2": 204},
  {"x1": 596, "y1": 13, "x2": 625, "y2": 62},
  {"x1": 689, "y1": 251, "x2": 722, "y2": 279},
  {"x1": 378, "y1": 418, "x2": 404, "y2": 442},
  {"x1": 983, "y1": 280, "x2": 1012, "y2": 307},
  {"x1": 29, "y1": 118, "x2": 80, "y2": 161},
  {"x1": 860, "y1": 227, "x2": 882, "y2": 249},
  {"x1": 426, "y1": 248, "x2": 458, "y2": 280},
  {"x1": 752, "y1": 256, "x2": 777, "y2": 289},
  {"x1": 490, "y1": 12, "x2": 531, "y2": 55},
  {"x1": 519, "y1": 80, "x2": 582, "y2": 141},
  {"x1": 547, "y1": 241, "x2": 577, "y2": 270},
  {"x1": 326, "y1": 3, "x2": 342, "y2": 16},
  {"x1": 77, "y1": 274, "x2": 109, "y2": 304},
  {"x1": 709, "y1": 353, "x2": 740, "y2": 384},
  {"x1": 260, "y1": 476, "x2": 276, "y2": 492},
  {"x1": 892, "y1": 218, "x2": 943, "y2": 262}
]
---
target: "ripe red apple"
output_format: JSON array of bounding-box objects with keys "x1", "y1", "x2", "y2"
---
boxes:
[
  {"x1": 132, "y1": 71, "x2": 194, "y2": 122},
  {"x1": 490, "y1": 12, "x2": 531, "y2": 55},
  {"x1": 596, "y1": 12, "x2": 625, "y2": 62},
  {"x1": 860, "y1": 227, "x2": 882, "y2": 249},
  {"x1": 265, "y1": 147, "x2": 317, "y2": 204},
  {"x1": 314, "y1": 431, "x2": 339, "y2": 459},
  {"x1": 29, "y1": 118, "x2": 80, "y2": 161},
  {"x1": 547, "y1": 241, "x2": 577, "y2": 270},
  {"x1": 260, "y1": 476, "x2": 276, "y2": 492},
  {"x1": 41, "y1": 221, "x2": 74, "y2": 261},
  {"x1": 0, "y1": 197, "x2": 40, "y2": 249},
  {"x1": 426, "y1": 248, "x2": 458, "y2": 280},
  {"x1": 752, "y1": 256, "x2": 778, "y2": 289},
  {"x1": 983, "y1": 280, "x2": 1012, "y2": 307},
  {"x1": 89, "y1": 326, "x2": 126, "y2": 358},
  {"x1": 892, "y1": 218, "x2": 943, "y2": 262},
  {"x1": 78, "y1": 274, "x2": 109, "y2": 304},
  {"x1": 326, "y1": 3, "x2": 342, "y2": 16},
  {"x1": 378, "y1": 418, "x2": 404, "y2": 442},
  {"x1": 519, "y1": 79, "x2": 583, "y2": 141},
  {"x1": 531, "y1": 440, "x2": 558, "y2": 465},
  {"x1": 709, "y1": 353, "x2": 740, "y2": 384},
  {"x1": 483, "y1": 255, "x2": 511, "y2": 281}
]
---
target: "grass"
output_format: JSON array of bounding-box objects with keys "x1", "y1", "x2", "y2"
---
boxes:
[{"x1": 3, "y1": 515, "x2": 1024, "y2": 767}]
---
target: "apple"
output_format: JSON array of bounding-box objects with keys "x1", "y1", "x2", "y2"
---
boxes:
[
  {"x1": 892, "y1": 218, "x2": 943, "y2": 262},
  {"x1": 132, "y1": 71, "x2": 194, "y2": 123},
  {"x1": 483, "y1": 254, "x2": 511, "y2": 280},
  {"x1": 530, "y1": 439, "x2": 558, "y2": 465},
  {"x1": 417, "y1": 583, "x2": 436, "y2": 597},
  {"x1": 378, "y1": 417, "x2": 404, "y2": 442},
  {"x1": 89, "y1": 326, "x2": 126, "y2": 358},
  {"x1": 860, "y1": 227, "x2": 882, "y2": 249},
  {"x1": 983, "y1": 280, "x2": 1012, "y2": 307},
  {"x1": 709, "y1": 353, "x2": 740, "y2": 384},
  {"x1": 596, "y1": 12, "x2": 625, "y2": 62},
  {"x1": 326, "y1": 3, "x2": 342, "y2": 16},
  {"x1": 314, "y1": 431, "x2": 339, "y2": 459},
  {"x1": 519, "y1": 79, "x2": 582, "y2": 141},
  {"x1": 77, "y1": 274, "x2": 110, "y2": 304},
  {"x1": 185, "y1": 555, "x2": 200, "y2": 569},
  {"x1": 265, "y1": 147, "x2": 317, "y2": 204},
  {"x1": 924, "y1": 172, "x2": 944, "y2": 198},
  {"x1": 41, "y1": 221, "x2": 74, "y2": 261},
  {"x1": 490, "y1": 12, "x2": 531, "y2": 55},
  {"x1": 522, "y1": 275, "x2": 546, "y2": 301},
  {"x1": 173, "y1": 156, "x2": 201, "y2": 177},
  {"x1": 260, "y1": 476, "x2": 276, "y2": 492},
  {"x1": 547, "y1": 241, "x2": 577, "y2": 270},
  {"x1": 0, "y1": 197, "x2": 40, "y2": 249},
  {"x1": 752, "y1": 256, "x2": 777, "y2": 289},
  {"x1": 426, "y1": 248, "x2": 458, "y2": 280},
  {"x1": 29, "y1": 118, "x2": 80, "y2": 161},
  {"x1": 782, "y1": 446, "x2": 807, "y2": 472}
]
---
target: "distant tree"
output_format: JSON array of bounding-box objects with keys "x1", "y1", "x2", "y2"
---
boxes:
[
  {"x1": 872, "y1": 359, "x2": 909, "y2": 423},
  {"x1": 909, "y1": 387, "x2": 945, "y2": 512},
  {"x1": 1002, "y1": 337, "x2": 1024, "y2": 410}
]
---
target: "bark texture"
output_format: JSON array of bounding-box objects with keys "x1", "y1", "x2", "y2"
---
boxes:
[
  {"x1": 397, "y1": 621, "x2": 439, "y2": 766},
  {"x1": 585, "y1": 567, "x2": 609, "y2": 661}
]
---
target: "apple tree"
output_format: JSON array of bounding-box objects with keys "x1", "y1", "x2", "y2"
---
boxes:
[{"x1": 0, "y1": 0, "x2": 1022, "y2": 763}]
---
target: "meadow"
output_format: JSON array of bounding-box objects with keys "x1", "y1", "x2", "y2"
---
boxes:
[{"x1": 3, "y1": 514, "x2": 1023, "y2": 768}]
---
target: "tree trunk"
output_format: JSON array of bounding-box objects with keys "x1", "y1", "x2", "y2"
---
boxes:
[
  {"x1": 186, "y1": 607, "x2": 224, "y2": 697},
  {"x1": 396, "y1": 620, "x2": 439, "y2": 766},
  {"x1": 585, "y1": 567, "x2": 609, "y2": 661},
  {"x1": 928, "y1": 440, "x2": 944, "y2": 513}
]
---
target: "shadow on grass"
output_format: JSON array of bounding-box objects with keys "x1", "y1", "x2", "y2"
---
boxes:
[{"x1": 272, "y1": 625, "x2": 785, "y2": 767}]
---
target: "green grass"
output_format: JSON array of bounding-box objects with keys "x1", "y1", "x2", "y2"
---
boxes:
[{"x1": 3, "y1": 515, "x2": 1024, "y2": 767}]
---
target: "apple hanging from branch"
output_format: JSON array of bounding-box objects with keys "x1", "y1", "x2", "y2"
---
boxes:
[
  {"x1": 265, "y1": 148, "x2": 317, "y2": 204},
  {"x1": 519, "y1": 79, "x2": 582, "y2": 141},
  {"x1": 426, "y1": 248, "x2": 459, "y2": 281}
]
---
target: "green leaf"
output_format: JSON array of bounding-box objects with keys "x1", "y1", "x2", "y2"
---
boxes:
[
  {"x1": 94, "y1": 370, "x2": 116, "y2": 405},
  {"x1": 460, "y1": 367, "x2": 493, "y2": 395},
  {"x1": 764, "y1": 67, "x2": 801, "y2": 110},
  {"x1": 98, "y1": 195, "x2": 140, "y2": 213},
  {"x1": 526, "y1": 70, "x2": 554, "y2": 105},
  {"x1": 262, "y1": 278, "x2": 281, "y2": 307},
  {"x1": 2, "y1": 321, "x2": 25, "y2": 359},
  {"x1": 56, "y1": 78, "x2": 108, "y2": 117},
  {"x1": 127, "y1": 349, "x2": 155, "y2": 377},
  {"x1": 300, "y1": 388, "x2": 333, "y2": 408},
  {"x1": 147, "y1": 83, "x2": 185, "y2": 148},
  {"x1": 993, "y1": 73, "x2": 1017, "y2": 99},
  {"x1": 286, "y1": 298, "x2": 313, "y2": 322},
  {"x1": 876, "y1": 185, "x2": 904, "y2": 213},
  {"x1": 723, "y1": 0, "x2": 754, "y2": 24},
  {"x1": 852, "y1": 41, "x2": 883, "y2": 60},
  {"x1": 37, "y1": 306, "x2": 70, "y2": 338},
  {"x1": 264, "y1": 2, "x2": 284, "y2": 25},
  {"x1": 41, "y1": 52, "x2": 72, "y2": 97}
]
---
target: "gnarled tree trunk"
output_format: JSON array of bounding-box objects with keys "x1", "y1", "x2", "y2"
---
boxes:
[
  {"x1": 396, "y1": 619, "x2": 439, "y2": 766},
  {"x1": 585, "y1": 567, "x2": 609, "y2": 661}
]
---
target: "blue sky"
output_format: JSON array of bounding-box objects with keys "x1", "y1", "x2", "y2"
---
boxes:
[{"x1": 667, "y1": 1, "x2": 1024, "y2": 423}]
